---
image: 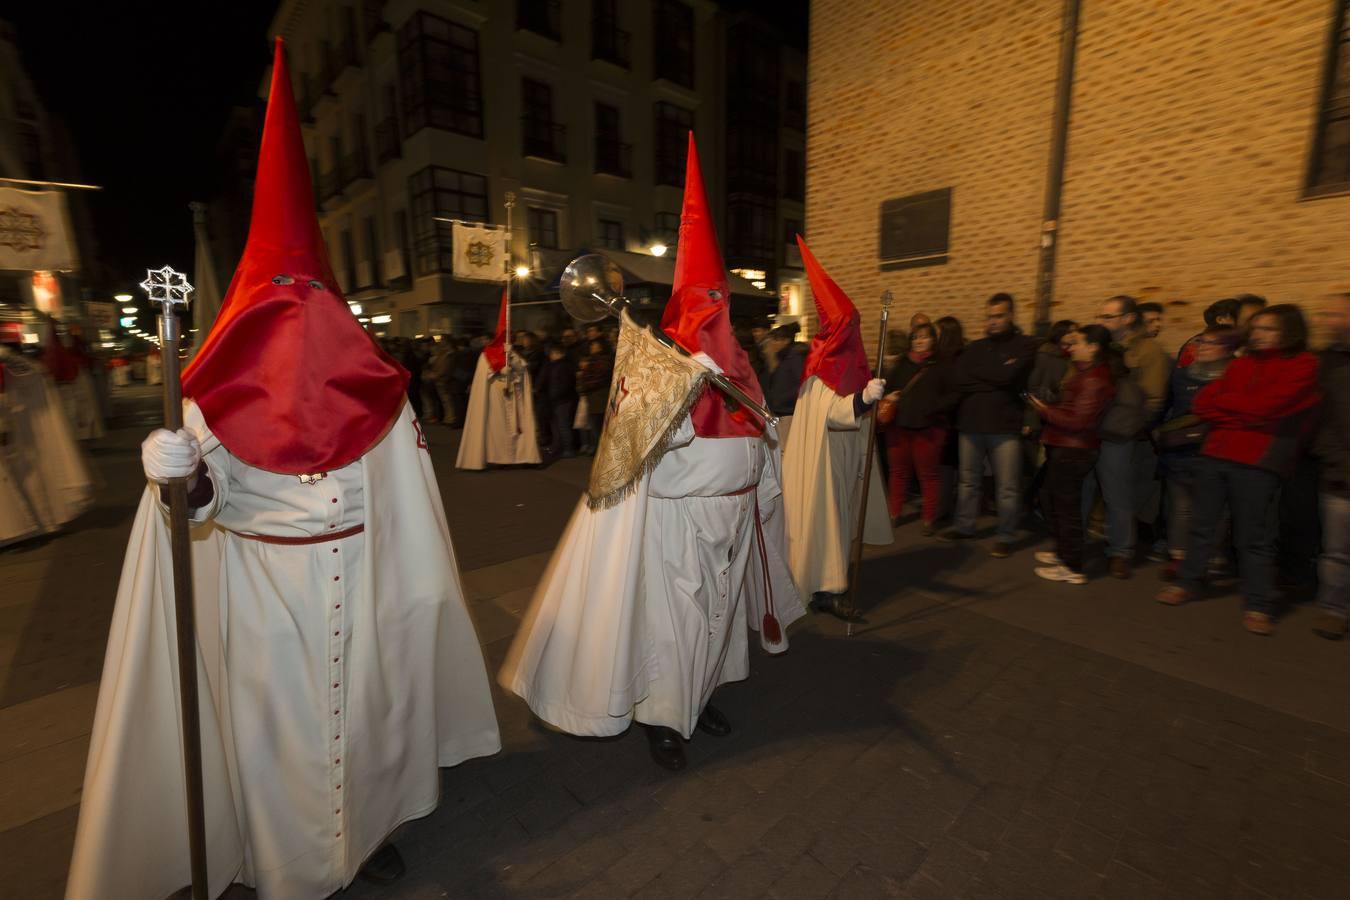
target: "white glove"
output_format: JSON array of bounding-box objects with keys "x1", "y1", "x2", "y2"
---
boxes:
[
  {"x1": 862, "y1": 378, "x2": 886, "y2": 405},
  {"x1": 142, "y1": 428, "x2": 201, "y2": 484},
  {"x1": 690, "y1": 351, "x2": 724, "y2": 375}
]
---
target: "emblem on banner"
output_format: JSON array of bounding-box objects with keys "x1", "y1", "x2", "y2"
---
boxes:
[{"x1": 0, "y1": 208, "x2": 46, "y2": 253}]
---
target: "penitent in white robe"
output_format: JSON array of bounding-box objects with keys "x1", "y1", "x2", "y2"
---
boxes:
[
  {"x1": 58, "y1": 369, "x2": 106, "y2": 441},
  {"x1": 781, "y1": 376, "x2": 892, "y2": 598},
  {"x1": 0, "y1": 350, "x2": 93, "y2": 547},
  {"x1": 66, "y1": 399, "x2": 500, "y2": 900},
  {"x1": 500, "y1": 417, "x2": 805, "y2": 739},
  {"x1": 455, "y1": 352, "x2": 541, "y2": 470}
]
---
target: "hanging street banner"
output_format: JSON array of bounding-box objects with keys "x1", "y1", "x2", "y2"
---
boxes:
[
  {"x1": 0, "y1": 188, "x2": 78, "y2": 272},
  {"x1": 452, "y1": 221, "x2": 507, "y2": 283}
]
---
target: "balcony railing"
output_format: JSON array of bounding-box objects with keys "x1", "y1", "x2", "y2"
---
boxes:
[
  {"x1": 375, "y1": 117, "x2": 401, "y2": 163},
  {"x1": 517, "y1": 0, "x2": 561, "y2": 40},
  {"x1": 362, "y1": 0, "x2": 389, "y2": 42},
  {"x1": 594, "y1": 139, "x2": 632, "y2": 178},
  {"x1": 522, "y1": 118, "x2": 566, "y2": 163},
  {"x1": 344, "y1": 150, "x2": 372, "y2": 187},
  {"x1": 591, "y1": 16, "x2": 631, "y2": 68},
  {"x1": 319, "y1": 167, "x2": 343, "y2": 203}
]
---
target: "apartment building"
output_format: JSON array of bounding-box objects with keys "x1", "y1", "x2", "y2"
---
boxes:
[{"x1": 267, "y1": 0, "x2": 805, "y2": 336}]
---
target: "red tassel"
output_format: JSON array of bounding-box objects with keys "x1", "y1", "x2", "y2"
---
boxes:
[{"x1": 762, "y1": 613, "x2": 782, "y2": 644}]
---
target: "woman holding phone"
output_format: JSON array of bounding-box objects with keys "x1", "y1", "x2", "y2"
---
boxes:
[{"x1": 1026, "y1": 325, "x2": 1119, "y2": 584}]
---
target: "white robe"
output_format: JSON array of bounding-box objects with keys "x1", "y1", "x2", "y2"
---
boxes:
[
  {"x1": 500, "y1": 418, "x2": 804, "y2": 739},
  {"x1": 58, "y1": 368, "x2": 106, "y2": 441},
  {"x1": 0, "y1": 350, "x2": 93, "y2": 547},
  {"x1": 455, "y1": 352, "x2": 541, "y2": 469},
  {"x1": 781, "y1": 376, "x2": 892, "y2": 598},
  {"x1": 66, "y1": 399, "x2": 500, "y2": 900}
]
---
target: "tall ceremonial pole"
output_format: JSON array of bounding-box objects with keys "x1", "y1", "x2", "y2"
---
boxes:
[
  {"x1": 140, "y1": 266, "x2": 209, "y2": 900},
  {"x1": 844, "y1": 290, "x2": 892, "y2": 635}
]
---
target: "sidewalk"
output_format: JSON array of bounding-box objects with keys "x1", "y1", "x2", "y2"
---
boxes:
[{"x1": 2, "y1": 411, "x2": 1348, "y2": 899}]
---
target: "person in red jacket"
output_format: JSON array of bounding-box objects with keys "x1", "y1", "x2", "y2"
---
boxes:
[
  {"x1": 1156, "y1": 304, "x2": 1321, "y2": 634},
  {"x1": 1027, "y1": 325, "x2": 1118, "y2": 584}
]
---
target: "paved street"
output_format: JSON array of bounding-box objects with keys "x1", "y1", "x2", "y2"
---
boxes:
[{"x1": 3, "y1": 391, "x2": 1350, "y2": 900}]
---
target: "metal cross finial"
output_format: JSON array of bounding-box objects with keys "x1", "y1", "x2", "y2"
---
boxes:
[
  {"x1": 880, "y1": 289, "x2": 894, "y2": 310},
  {"x1": 141, "y1": 265, "x2": 194, "y2": 344},
  {"x1": 140, "y1": 265, "x2": 195, "y2": 312}
]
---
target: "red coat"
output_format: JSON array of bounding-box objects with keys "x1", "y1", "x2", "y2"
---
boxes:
[
  {"x1": 1039, "y1": 362, "x2": 1115, "y2": 450},
  {"x1": 1193, "y1": 350, "x2": 1321, "y2": 476}
]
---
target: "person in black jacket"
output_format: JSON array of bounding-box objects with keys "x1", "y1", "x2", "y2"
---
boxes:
[
  {"x1": 761, "y1": 324, "x2": 808, "y2": 418},
  {"x1": 880, "y1": 323, "x2": 958, "y2": 534},
  {"x1": 535, "y1": 343, "x2": 579, "y2": 458},
  {"x1": 1314, "y1": 291, "x2": 1350, "y2": 639},
  {"x1": 939, "y1": 294, "x2": 1039, "y2": 557}
]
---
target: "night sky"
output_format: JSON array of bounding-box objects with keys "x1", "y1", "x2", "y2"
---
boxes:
[
  {"x1": 5, "y1": 1, "x2": 277, "y2": 294},
  {"x1": 5, "y1": 0, "x2": 806, "y2": 298}
]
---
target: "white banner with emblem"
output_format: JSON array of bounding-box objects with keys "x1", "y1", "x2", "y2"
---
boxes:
[
  {"x1": 452, "y1": 221, "x2": 507, "y2": 282},
  {"x1": 0, "y1": 188, "x2": 78, "y2": 272}
]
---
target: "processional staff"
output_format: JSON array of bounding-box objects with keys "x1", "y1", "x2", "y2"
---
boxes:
[
  {"x1": 140, "y1": 265, "x2": 209, "y2": 900},
  {"x1": 844, "y1": 290, "x2": 893, "y2": 636}
]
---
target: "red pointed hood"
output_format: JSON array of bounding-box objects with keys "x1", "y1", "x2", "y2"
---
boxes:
[
  {"x1": 181, "y1": 39, "x2": 408, "y2": 475},
  {"x1": 797, "y1": 236, "x2": 870, "y2": 396},
  {"x1": 659, "y1": 134, "x2": 763, "y2": 438},
  {"x1": 483, "y1": 287, "x2": 508, "y2": 373}
]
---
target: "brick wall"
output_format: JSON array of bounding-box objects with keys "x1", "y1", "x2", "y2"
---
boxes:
[{"x1": 808, "y1": 0, "x2": 1350, "y2": 352}]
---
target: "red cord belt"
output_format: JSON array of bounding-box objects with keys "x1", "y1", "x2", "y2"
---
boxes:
[{"x1": 227, "y1": 523, "x2": 365, "y2": 545}]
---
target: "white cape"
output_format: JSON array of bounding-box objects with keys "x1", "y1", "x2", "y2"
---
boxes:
[
  {"x1": 500, "y1": 418, "x2": 805, "y2": 740},
  {"x1": 0, "y1": 349, "x2": 93, "y2": 547},
  {"x1": 455, "y1": 352, "x2": 541, "y2": 469},
  {"x1": 66, "y1": 400, "x2": 500, "y2": 900},
  {"x1": 781, "y1": 376, "x2": 892, "y2": 597}
]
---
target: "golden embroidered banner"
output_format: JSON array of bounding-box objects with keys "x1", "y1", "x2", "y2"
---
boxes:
[{"x1": 587, "y1": 312, "x2": 708, "y2": 509}]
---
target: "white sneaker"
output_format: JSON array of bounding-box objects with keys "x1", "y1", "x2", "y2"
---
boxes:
[
  {"x1": 1035, "y1": 565, "x2": 1086, "y2": 585},
  {"x1": 1034, "y1": 551, "x2": 1063, "y2": 566}
]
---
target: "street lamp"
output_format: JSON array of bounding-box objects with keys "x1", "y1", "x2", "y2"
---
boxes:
[
  {"x1": 114, "y1": 293, "x2": 133, "y2": 303},
  {"x1": 514, "y1": 265, "x2": 531, "y2": 278},
  {"x1": 649, "y1": 242, "x2": 667, "y2": 257},
  {"x1": 122, "y1": 306, "x2": 138, "y2": 314}
]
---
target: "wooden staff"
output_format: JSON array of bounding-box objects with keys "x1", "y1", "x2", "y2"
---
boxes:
[
  {"x1": 844, "y1": 290, "x2": 892, "y2": 634},
  {"x1": 141, "y1": 266, "x2": 208, "y2": 900}
]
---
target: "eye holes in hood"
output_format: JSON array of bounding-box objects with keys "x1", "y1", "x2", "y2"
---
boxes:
[{"x1": 272, "y1": 275, "x2": 328, "y2": 291}]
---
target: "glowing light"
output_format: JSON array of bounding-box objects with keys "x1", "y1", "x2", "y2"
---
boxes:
[
  {"x1": 514, "y1": 265, "x2": 531, "y2": 278},
  {"x1": 121, "y1": 306, "x2": 138, "y2": 314},
  {"x1": 348, "y1": 303, "x2": 363, "y2": 316},
  {"x1": 120, "y1": 316, "x2": 137, "y2": 327},
  {"x1": 114, "y1": 294, "x2": 133, "y2": 303},
  {"x1": 371, "y1": 314, "x2": 392, "y2": 324},
  {"x1": 649, "y1": 243, "x2": 667, "y2": 257}
]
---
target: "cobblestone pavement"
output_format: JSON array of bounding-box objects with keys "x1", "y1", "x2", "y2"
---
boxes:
[{"x1": 3, "y1": 399, "x2": 1349, "y2": 899}]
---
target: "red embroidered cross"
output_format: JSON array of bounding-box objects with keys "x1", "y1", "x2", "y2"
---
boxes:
[
  {"x1": 608, "y1": 376, "x2": 630, "y2": 418},
  {"x1": 413, "y1": 419, "x2": 429, "y2": 450}
]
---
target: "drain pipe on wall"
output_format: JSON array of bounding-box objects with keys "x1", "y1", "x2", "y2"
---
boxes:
[{"x1": 1033, "y1": 0, "x2": 1083, "y2": 336}]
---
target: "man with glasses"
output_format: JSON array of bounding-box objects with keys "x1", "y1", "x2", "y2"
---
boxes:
[
  {"x1": 940, "y1": 293, "x2": 1038, "y2": 557},
  {"x1": 1086, "y1": 295, "x2": 1169, "y2": 578}
]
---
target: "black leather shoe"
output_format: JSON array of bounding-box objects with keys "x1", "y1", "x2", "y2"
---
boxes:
[
  {"x1": 697, "y1": 704, "x2": 732, "y2": 737},
  {"x1": 643, "y1": 724, "x2": 687, "y2": 771},
  {"x1": 359, "y1": 843, "x2": 406, "y2": 885},
  {"x1": 810, "y1": 592, "x2": 862, "y2": 622}
]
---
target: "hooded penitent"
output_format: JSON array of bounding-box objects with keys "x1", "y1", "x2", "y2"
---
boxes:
[
  {"x1": 181, "y1": 41, "x2": 408, "y2": 475},
  {"x1": 796, "y1": 235, "x2": 870, "y2": 396},
  {"x1": 483, "y1": 286, "x2": 509, "y2": 373},
  {"x1": 659, "y1": 133, "x2": 764, "y2": 439}
]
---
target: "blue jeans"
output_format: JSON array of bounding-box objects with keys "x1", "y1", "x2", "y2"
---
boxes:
[
  {"x1": 549, "y1": 400, "x2": 575, "y2": 457},
  {"x1": 1082, "y1": 439, "x2": 1156, "y2": 560},
  {"x1": 1318, "y1": 489, "x2": 1350, "y2": 618},
  {"x1": 1177, "y1": 457, "x2": 1281, "y2": 614},
  {"x1": 954, "y1": 432, "x2": 1022, "y2": 540}
]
